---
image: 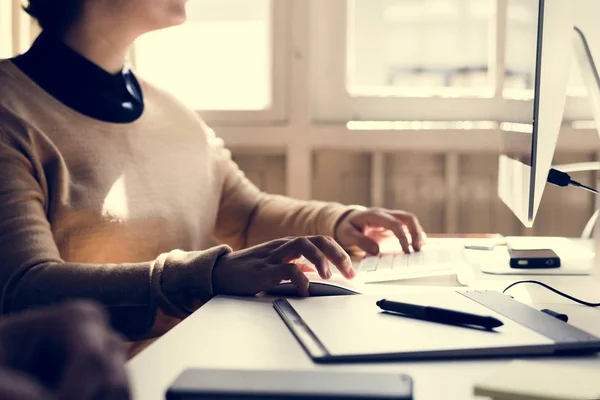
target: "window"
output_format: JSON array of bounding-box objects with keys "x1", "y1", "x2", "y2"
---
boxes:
[
  {"x1": 0, "y1": 0, "x2": 12, "y2": 59},
  {"x1": 504, "y1": 0, "x2": 538, "y2": 96},
  {"x1": 311, "y1": 0, "x2": 593, "y2": 123},
  {"x1": 0, "y1": 0, "x2": 37, "y2": 59},
  {"x1": 347, "y1": 0, "x2": 494, "y2": 97},
  {"x1": 133, "y1": 0, "x2": 287, "y2": 123},
  {"x1": 504, "y1": 0, "x2": 585, "y2": 99}
]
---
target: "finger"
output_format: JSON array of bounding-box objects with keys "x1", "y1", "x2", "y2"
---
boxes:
[
  {"x1": 309, "y1": 236, "x2": 354, "y2": 279},
  {"x1": 359, "y1": 211, "x2": 411, "y2": 253},
  {"x1": 269, "y1": 237, "x2": 331, "y2": 279},
  {"x1": 391, "y1": 211, "x2": 425, "y2": 251},
  {"x1": 266, "y1": 264, "x2": 310, "y2": 296},
  {"x1": 0, "y1": 368, "x2": 50, "y2": 400},
  {"x1": 349, "y1": 229, "x2": 380, "y2": 256},
  {"x1": 249, "y1": 237, "x2": 293, "y2": 254},
  {"x1": 298, "y1": 263, "x2": 317, "y2": 273}
]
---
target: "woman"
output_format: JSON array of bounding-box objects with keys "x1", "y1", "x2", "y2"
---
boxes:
[{"x1": 0, "y1": 0, "x2": 425, "y2": 339}]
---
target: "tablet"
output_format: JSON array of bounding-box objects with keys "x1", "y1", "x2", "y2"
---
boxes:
[
  {"x1": 166, "y1": 369, "x2": 413, "y2": 400},
  {"x1": 274, "y1": 291, "x2": 600, "y2": 363}
]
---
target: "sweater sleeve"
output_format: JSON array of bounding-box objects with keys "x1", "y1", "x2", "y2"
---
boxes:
[
  {"x1": 208, "y1": 127, "x2": 359, "y2": 249},
  {"x1": 0, "y1": 123, "x2": 229, "y2": 339}
]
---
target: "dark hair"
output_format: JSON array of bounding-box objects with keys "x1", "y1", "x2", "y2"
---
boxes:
[{"x1": 24, "y1": 0, "x2": 83, "y2": 35}]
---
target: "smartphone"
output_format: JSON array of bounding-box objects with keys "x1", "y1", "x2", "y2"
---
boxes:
[
  {"x1": 508, "y1": 248, "x2": 561, "y2": 269},
  {"x1": 167, "y1": 369, "x2": 413, "y2": 400}
]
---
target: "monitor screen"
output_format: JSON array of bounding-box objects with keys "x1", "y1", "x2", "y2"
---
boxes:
[
  {"x1": 501, "y1": 0, "x2": 542, "y2": 166},
  {"x1": 498, "y1": 0, "x2": 574, "y2": 227}
]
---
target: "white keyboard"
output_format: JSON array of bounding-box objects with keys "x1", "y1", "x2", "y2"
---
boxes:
[{"x1": 355, "y1": 242, "x2": 472, "y2": 284}]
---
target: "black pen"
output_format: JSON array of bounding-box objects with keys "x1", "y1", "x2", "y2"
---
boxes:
[{"x1": 376, "y1": 299, "x2": 504, "y2": 330}]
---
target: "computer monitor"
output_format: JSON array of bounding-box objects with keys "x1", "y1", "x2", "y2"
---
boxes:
[
  {"x1": 572, "y1": 7, "x2": 600, "y2": 246},
  {"x1": 573, "y1": 29, "x2": 600, "y2": 133},
  {"x1": 498, "y1": 0, "x2": 575, "y2": 227}
]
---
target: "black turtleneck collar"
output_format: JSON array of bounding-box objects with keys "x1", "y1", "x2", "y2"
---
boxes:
[{"x1": 12, "y1": 32, "x2": 144, "y2": 124}]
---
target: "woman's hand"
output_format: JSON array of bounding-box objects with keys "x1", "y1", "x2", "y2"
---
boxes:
[
  {"x1": 212, "y1": 236, "x2": 355, "y2": 297},
  {"x1": 335, "y1": 208, "x2": 426, "y2": 255}
]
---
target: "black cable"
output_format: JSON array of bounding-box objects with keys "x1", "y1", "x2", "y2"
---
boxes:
[
  {"x1": 548, "y1": 168, "x2": 600, "y2": 195},
  {"x1": 570, "y1": 180, "x2": 600, "y2": 195},
  {"x1": 503, "y1": 280, "x2": 600, "y2": 307},
  {"x1": 547, "y1": 168, "x2": 571, "y2": 187}
]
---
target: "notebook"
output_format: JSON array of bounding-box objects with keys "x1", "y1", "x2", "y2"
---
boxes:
[{"x1": 273, "y1": 291, "x2": 600, "y2": 363}]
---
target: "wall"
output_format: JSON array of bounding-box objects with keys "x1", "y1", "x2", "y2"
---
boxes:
[{"x1": 231, "y1": 147, "x2": 598, "y2": 237}]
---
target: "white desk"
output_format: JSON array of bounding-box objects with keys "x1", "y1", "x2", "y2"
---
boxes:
[{"x1": 127, "y1": 238, "x2": 600, "y2": 400}]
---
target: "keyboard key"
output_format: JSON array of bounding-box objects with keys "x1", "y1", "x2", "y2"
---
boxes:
[
  {"x1": 377, "y1": 254, "x2": 394, "y2": 271},
  {"x1": 392, "y1": 254, "x2": 407, "y2": 270},
  {"x1": 392, "y1": 254, "x2": 406, "y2": 271},
  {"x1": 407, "y1": 252, "x2": 423, "y2": 268},
  {"x1": 422, "y1": 251, "x2": 438, "y2": 265},
  {"x1": 359, "y1": 256, "x2": 379, "y2": 272}
]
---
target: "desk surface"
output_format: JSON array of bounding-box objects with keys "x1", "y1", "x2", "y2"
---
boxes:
[{"x1": 127, "y1": 238, "x2": 600, "y2": 400}]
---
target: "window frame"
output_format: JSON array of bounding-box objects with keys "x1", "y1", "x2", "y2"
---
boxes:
[
  {"x1": 310, "y1": 0, "x2": 592, "y2": 123},
  {"x1": 131, "y1": 0, "x2": 290, "y2": 126}
]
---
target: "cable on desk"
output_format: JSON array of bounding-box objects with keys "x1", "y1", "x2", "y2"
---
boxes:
[{"x1": 503, "y1": 280, "x2": 600, "y2": 307}]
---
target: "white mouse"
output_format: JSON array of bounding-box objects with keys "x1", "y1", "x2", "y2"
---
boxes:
[
  {"x1": 265, "y1": 272, "x2": 361, "y2": 297},
  {"x1": 266, "y1": 281, "x2": 359, "y2": 297}
]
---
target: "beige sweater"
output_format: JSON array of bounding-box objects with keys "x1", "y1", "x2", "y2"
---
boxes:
[{"x1": 0, "y1": 61, "x2": 353, "y2": 338}]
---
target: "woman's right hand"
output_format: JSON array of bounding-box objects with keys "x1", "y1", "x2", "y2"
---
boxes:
[{"x1": 212, "y1": 236, "x2": 355, "y2": 297}]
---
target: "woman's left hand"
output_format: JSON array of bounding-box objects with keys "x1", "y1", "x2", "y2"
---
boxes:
[{"x1": 335, "y1": 208, "x2": 426, "y2": 255}]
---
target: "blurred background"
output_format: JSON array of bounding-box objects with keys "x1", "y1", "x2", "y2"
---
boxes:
[{"x1": 1, "y1": 0, "x2": 599, "y2": 236}]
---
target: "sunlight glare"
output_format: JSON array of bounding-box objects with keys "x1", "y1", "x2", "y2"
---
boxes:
[{"x1": 102, "y1": 174, "x2": 129, "y2": 222}]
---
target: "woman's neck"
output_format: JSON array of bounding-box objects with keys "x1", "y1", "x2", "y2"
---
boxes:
[{"x1": 62, "y1": 20, "x2": 135, "y2": 74}]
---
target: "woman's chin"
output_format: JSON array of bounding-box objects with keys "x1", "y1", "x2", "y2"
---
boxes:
[
  {"x1": 149, "y1": 3, "x2": 188, "y2": 30},
  {"x1": 147, "y1": 13, "x2": 187, "y2": 32},
  {"x1": 168, "y1": 10, "x2": 187, "y2": 27},
  {"x1": 169, "y1": 2, "x2": 188, "y2": 21},
  {"x1": 170, "y1": 14, "x2": 187, "y2": 27}
]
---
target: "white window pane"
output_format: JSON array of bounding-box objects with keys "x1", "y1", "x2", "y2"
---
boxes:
[
  {"x1": 0, "y1": 1, "x2": 34, "y2": 58},
  {"x1": 347, "y1": 0, "x2": 494, "y2": 97},
  {"x1": 504, "y1": 0, "x2": 585, "y2": 99},
  {"x1": 134, "y1": 0, "x2": 271, "y2": 111},
  {"x1": 504, "y1": 0, "x2": 538, "y2": 99},
  {"x1": 0, "y1": 0, "x2": 12, "y2": 59}
]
